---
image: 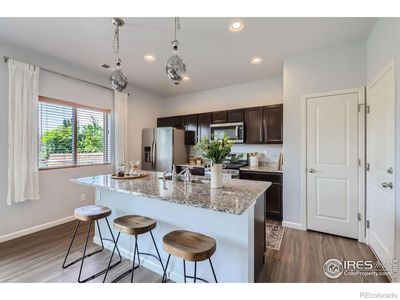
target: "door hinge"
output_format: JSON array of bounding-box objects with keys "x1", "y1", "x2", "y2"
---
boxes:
[
  {"x1": 357, "y1": 213, "x2": 362, "y2": 221},
  {"x1": 366, "y1": 220, "x2": 370, "y2": 229},
  {"x1": 366, "y1": 163, "x2": 370, "y2": 171},
  {"x1": 366, "y1": 105, "x2": 370, "y2": 114},
  {"x1": 358, "y1": 159, "x2": 361, "y2": 166}
]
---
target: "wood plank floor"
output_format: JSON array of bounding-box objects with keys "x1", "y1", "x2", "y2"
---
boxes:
[
  {"x1": 0, "y1": 221, "x2": 165, "y2": 283},
  {"x1": 0, "y1": 220, "x2": 389, "y2": 283},
  {"x1": 260, "y1": 219, "x2": 389, "y2": 283}
]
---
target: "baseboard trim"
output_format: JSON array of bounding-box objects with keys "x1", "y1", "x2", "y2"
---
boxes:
[
  {"x1": 94, "y1": 236, "x2": 188, "y2": 283},
  {"x1": 0, "y1": 216, "x2": 75, "y2": 243},
  {"x1": 282, "y1": 220, "x2": 306, "y2": 231}
]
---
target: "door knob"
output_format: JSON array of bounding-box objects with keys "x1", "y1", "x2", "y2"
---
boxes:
[
  {"x1": 308, "y1": 168, "x2": 316, "y2": 173},
  {"x1": 382, "y1": 182, "x2": 393, "y2": 189}
]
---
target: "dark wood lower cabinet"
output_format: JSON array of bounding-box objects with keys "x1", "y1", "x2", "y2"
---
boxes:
[{"x1": 239, "y1": 170, "x2": 283, "y2": 220}]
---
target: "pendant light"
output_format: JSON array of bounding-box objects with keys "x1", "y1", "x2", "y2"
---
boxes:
[
  {"x1": 166, "y1": 17, "x2": 187, "y2": 85},
  {"x1": 110, "y1": 18, "x2": 128, "y2": 92}
]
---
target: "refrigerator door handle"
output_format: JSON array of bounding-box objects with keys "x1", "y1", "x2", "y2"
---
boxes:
[{"x1": 152, "y1": 141, "x2": 156, "y2": 170}]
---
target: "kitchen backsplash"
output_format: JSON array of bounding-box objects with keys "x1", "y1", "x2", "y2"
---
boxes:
[{"x1": 189, "y1": 144, "x2": 282, "y2": 163}]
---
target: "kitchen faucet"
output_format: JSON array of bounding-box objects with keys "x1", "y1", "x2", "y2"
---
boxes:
[{"x1": 162, "y1": 165, "x2": 192, "y2": 184}]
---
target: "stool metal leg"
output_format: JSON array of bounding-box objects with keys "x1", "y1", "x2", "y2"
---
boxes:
[
  {"x1": 96, "y1": 220, "x2": 105, "y2": 250},
  {"x1": 209, "y1": 258, "x2": 218, "y2": 283},
  {"x1": 103, "y1": 232, "x2": 121, "y2": 283},
  {"x1": 194, "y1": 262, "x2": 197, "y2": 283},
  {"x1": 130, "y1": 235, "x2": 138, "y2": 283},
  {"x1": 62, "y1": 220, "x2": 81, "y2": 269},
  {"x1": 150, "y1": 231, "x2": 165, "y2": 271},
  {"x1": 183, "y1": 259, "x2": 187, "y2": 283},
  {"x1": 77, "y1": 221, "x2": 92, "y2": 283},
  {"x1": 161, "y1": 254, "x2": 171, "y2": 283},
  {"x1": 105, "y1": 218, "x2": 122, "y2": 260}
]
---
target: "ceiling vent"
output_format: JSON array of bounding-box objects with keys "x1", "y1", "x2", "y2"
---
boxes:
[{"x1": 100, "y1": 64, "x2": 111, "y2": 69}]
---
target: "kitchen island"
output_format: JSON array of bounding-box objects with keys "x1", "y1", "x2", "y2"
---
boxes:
[{"x1": 71, "y1": 171, "x2": 270, "y2": 283}]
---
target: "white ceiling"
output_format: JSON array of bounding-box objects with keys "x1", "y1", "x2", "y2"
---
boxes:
[{"x1": 0, "y1": 18, "x2": 377, "y2": 97}]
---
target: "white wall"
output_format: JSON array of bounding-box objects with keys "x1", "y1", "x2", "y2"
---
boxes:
[
  {"x1": 162, "y1": 77, "x2": 284, "y2": 161},
  {"x1": 367, "y1": 18, "x2": 400, "y2": 277},
  {"x1": 0, "y1": 41, "x2": 163, "y2": 239},
  {"x1": 282, "y1": 42, "x2": 367, "y2": 227}
]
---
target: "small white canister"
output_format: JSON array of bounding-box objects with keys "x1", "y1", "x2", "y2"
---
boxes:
[{"x1": 249, "y1": 155, "x2": 259, "y2": 167}]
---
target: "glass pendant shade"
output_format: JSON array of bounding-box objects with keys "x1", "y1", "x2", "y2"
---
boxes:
[
  {"x1": 166, "y1": 40, "x2": 186, "y2": 85},
  {"x1": 110, "y1": 18, "x2": 128, "y2": 92},
  {"x1": 110, "y1": 63, "x2": 128, "y2": 92}
]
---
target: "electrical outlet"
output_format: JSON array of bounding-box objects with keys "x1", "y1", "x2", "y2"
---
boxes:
[{"x1": 80, "y1": 194, "x2": 87, "y2": 202}]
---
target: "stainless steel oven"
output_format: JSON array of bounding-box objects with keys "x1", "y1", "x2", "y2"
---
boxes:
[{"x1": 210, "y1": 122, "x2": 244, "y2": 143}]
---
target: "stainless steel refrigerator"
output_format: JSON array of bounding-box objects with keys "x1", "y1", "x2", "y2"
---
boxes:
[{"x1": 142, "y1": 127, "x2": 188, "y2": 172}]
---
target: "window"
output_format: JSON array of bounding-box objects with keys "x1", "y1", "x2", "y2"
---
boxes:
[{"x1": 38, "y1": 96, "x2": 111, "y2": 169}]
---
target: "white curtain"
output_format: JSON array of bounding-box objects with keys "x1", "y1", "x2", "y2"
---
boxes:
[
  {"x1": 114, "y1": 91, "x2": 128, "y2": 167},
  {"x1": 7, "y1": 60, "x2": 40, "y2": 205}
]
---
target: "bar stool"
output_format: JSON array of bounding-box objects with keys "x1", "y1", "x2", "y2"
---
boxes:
[
  {"x1": 103, "y1": 215, "x2": 165, "y2": 283},
  {"x1": 161, "y1": 230, "x2": 218, "y2": 283},
  {"x1": 62, "y1": 204, "x2": 122, "y2": 283}
]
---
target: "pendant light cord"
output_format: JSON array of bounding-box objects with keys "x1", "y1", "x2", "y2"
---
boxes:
[{"x1": 113, "y1": 24, "x2": 120, "y2": 63}]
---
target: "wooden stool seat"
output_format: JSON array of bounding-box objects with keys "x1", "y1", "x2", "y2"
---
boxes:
[
  {"x1": 74, "y1": 205, "x2": 111, "y2": 222},
  {"x1": 163, "y1": 230, "x2": 216, "y2": 262},
  {"x1": 113, "y1": 215, "x2": 157, "y2": 235}
]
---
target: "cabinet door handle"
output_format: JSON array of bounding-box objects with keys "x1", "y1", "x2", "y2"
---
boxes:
[{"x1": 308, "y1": 168, "x2": 316, "y2": 173}]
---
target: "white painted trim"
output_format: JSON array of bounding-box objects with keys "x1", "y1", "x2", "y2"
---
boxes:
[
  {"x1": 300, "y1": 87, "x2": 366, "y2": 242},
  {"x1": 282, "y1": 220, "x2": 306, "y2": 231},
  {"x1": 0, "y1": 216, "x2": 75, "y2": 243},
  {"x1": 366, "y1": 58, "x2": 397, "y2": 280}
]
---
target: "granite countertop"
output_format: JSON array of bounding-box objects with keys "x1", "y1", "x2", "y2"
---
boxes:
[
  {"x1": 240, "y1": 165, "x2": 283, "y2": 174},
  {"x1": 175, "y1": 163, "x2": 206, "y2": 168},
  {"x1": 71, "y1": 171, "x2": 270, "y2": 215}
]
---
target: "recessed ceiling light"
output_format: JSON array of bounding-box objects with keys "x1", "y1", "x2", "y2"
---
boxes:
[
  {"x1": 182, "y1": 75, "x2": 190, "y2": 81},
  {"x1": 144, "y1": 54, "x2": 156, "y2": 62},
  {"x1": 229, "y1": 21, "x2": 244, "y2": 32},
  {"x1": 251, "y1": 56, "x2": 263, "y2": 64}
]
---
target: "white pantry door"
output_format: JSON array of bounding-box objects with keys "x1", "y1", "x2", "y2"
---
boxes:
[
  {"x1": 366, "y1": 61, "x2": 395, "y2": 270},
  {"x1": 306, "y1": 89, "x2": 361, "y2": 239}
]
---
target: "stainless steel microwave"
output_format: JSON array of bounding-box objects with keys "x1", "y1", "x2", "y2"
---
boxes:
[{"x1": 210, "y1": 122, "x2": 244, "y2": 143}]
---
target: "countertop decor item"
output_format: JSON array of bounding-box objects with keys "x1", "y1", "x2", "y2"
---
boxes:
[
  {"x1": 166, "y1": 17, "x2": 187, "y2": 85},
  {"x1": 110, "y1": 18, "x2": 128, "y2": 92},
  {"x1": 249, "y1": 152, "x2": 259, "y2": 167},
  {"x1": 195, "y1": 135, "x2": 234, "y2": 188},
  {"x1": 111, "y1": 173, "x2": 148, "y2": 180}
]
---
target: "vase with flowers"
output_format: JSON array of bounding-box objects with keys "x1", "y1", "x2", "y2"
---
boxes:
[{"x1": 195, "y1": 134, "x2": 234, "y2": 188}]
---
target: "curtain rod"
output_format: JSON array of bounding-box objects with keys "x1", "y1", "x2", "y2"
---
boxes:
[{"x1": 4, "y1": 56, "x2": 130, "y2": 96}]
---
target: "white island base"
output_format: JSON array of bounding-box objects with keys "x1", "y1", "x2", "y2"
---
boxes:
[{"x1": 93, "y1": 188, "x2": 265, "y2": 283}]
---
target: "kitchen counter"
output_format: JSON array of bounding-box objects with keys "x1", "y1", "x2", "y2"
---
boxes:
[
  {"x1": 240, "y1": 165, "x2": 283, "y2": 174},
  {"x1": 71, "y1": 171, "x2": 270, "y2": 215},
  {"x1": 175, "y1": 163, "x2": 206, "y2": 168},
  {"x1": 71, "y1": 171, "x2": 269, "y2": 282}
]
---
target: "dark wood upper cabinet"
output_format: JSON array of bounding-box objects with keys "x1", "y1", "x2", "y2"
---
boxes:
[
  {"x1": 245, "y1": 106, "x2": 264, "y2": 144},
  {"x1": 264, "y1": 104, "x2": 283, "y2": 144},
  {"x1": 157, "y1": 103, "x2": 283, "y2": 145},
  {"x1": 211, "y1": 110, "x2": 228, "y2": 124},
  {"x1": 197, "y1": 112, "x2": 212, "y2": 141},
  {"x1": 157, "y1": 117, "x2": 171, "y2": 127},
  {"x1": 227, "y1": 109, "x2": 244, "y2": 122},
  {"x1": 171, "y1": 116, "x2": 184, "y2": 129},
  {"x1": 183, "y1": 114, "x2": 198, "y2": 145}
]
